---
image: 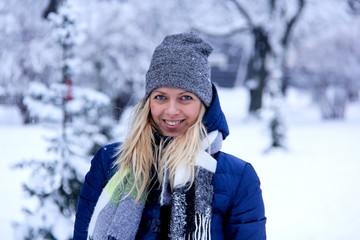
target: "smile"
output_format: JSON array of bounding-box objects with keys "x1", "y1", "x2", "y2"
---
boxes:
[{"x1": 164, "y1": 120, "x2": 182, "y2": 126}]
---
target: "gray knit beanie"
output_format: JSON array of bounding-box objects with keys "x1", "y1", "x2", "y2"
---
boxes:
[{"x1": 145, "y1": 31, "x2": 214, "y2": 107}]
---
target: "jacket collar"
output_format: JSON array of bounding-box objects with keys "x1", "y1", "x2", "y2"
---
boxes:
[{"x1": 202, "y1": 84, "x2": 229, "y2": 140}]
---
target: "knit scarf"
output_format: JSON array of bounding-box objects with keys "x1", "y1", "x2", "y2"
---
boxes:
[{"x1": 88, "y1": 131, "x2": 222, "y2": 240}]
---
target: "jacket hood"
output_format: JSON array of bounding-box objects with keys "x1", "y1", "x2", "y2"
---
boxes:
[{"x1": 202, "y1": 84, "x2": 229, "y2": 140}]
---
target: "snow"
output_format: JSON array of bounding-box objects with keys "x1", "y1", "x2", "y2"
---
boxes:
[
  {"x1": 1, "y1": 86, "x2": 360, "y2": 239},
  {"x1": 0, "y1": 122, "x2": 50, "y2": 238}
]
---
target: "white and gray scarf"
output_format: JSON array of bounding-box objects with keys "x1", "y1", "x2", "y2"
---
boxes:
[{"x1": 88, "y1": 130, "x2": 222, "y2": 240}]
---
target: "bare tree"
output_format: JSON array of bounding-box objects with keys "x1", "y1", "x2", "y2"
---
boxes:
[
  {"x1": 185, "y1": 0, "x2": 305, "y2": 148},
  {"x1": 186, "y1": 0, "x2": 305, "y2": 115}
]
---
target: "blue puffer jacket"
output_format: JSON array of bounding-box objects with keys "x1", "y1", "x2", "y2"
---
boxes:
[{"x1": 73, "y1": 85, "x2": 266, "y2": 239}]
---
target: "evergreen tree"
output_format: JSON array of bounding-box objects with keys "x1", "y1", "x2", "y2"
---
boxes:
[{"x1": 13, "y1": 1, "x2": 115, "y2": 239}]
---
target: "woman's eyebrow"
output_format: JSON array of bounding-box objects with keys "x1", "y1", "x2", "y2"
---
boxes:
[
  {"x1": 179, "y1": 91, "x2": 194, "y2": 95},
  {"x1": 152, "y1": 90, "x2": 166, "y2": 95}
]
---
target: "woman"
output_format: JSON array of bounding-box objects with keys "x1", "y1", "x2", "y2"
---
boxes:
[{"x1": 73, "y1": 31, "x2": 266, "y2": 240}]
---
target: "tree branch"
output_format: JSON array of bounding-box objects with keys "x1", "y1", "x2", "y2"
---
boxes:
[
  {"x1": 281, "y1": 0, "x2": 305, "y2": 47},
  {"x1": 270, "y1": 0, "x2": 277, "y2": 13},
  {"x1": 228, "y1": 0, "x2": 254, "y2": 27},
  {"x1": 348, "y1": 0, "x2": 360, "y2": 15}
]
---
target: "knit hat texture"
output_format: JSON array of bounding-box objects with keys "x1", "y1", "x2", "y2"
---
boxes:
[{"x1": 145, "y1": 31, "x2": 214, "y2": 107}]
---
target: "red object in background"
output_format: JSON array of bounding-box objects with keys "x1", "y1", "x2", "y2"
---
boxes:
[{"x1": 66, "y1": 79, "x2": 72, "y2": 102}]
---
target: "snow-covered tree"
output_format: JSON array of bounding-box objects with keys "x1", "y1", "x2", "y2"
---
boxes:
[
  {"x1": 182, "y1": 0, "x2": 306, "y2": 148},
  {"x1": 289, "y1": 0, "x2": 360, "y2": 119},
  {"x1": 15, "y1": 82, "x2": 115, "y2": 239},
  {"x1": 13, "y1": 1, "x2": 115, "y2": 239},
  {"x1": 0, "y1": 0, "x2": 61, "y2": 123},
  {"x1": 184, "y1": 0, "x2": 305, "y2": 112}
]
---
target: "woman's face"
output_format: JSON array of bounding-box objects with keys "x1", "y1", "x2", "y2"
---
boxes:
[{"x1": 150, "y1": 87, "x2": 202, "y2": 137}]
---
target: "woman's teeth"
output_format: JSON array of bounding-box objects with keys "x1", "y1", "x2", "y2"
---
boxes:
[{"x1": 165, "y1": 120, "x2": 181, "y2": 126}]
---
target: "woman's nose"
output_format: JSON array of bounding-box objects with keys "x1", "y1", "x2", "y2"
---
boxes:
[{"x1": 166, "y1": 100, "x2": 180, "y2": 115}]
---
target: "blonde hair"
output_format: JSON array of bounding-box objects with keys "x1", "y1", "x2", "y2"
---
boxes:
[{"x1": 114, "y1": 97, "x2": 208, "y2": 203}]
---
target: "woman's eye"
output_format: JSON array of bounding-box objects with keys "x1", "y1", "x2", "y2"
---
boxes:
[
  {"x1": 182, "y1": 95, "x2": 193, "y2": 100},
  {"x1": 155, "y1": 95, "x2": 165, "y2": 100}
]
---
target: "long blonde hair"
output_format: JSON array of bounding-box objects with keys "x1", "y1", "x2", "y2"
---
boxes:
[{"x1": 114, "y1": 97, "x2": 208, "y2": 203}]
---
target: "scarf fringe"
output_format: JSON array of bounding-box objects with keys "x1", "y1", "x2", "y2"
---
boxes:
[
  {"x1": 180, "y1": 214, "x2": 212, "y2": 240},
  {"x1": 193, "y1": 214, "x2": 211, "y2": 240}
]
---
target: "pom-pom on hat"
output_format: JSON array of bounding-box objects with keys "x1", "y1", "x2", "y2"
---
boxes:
[{"x1": 145, "y1": 31, "x2": 214, "y2": 107}]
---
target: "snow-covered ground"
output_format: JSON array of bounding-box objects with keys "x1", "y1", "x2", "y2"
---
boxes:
[{"x1": 1, "y1": 87, "x2": 360, "y2": 239}]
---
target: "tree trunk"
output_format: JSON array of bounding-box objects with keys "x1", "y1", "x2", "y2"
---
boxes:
[
  {"x1": 246, "y1": 27, "x2": 271, "y2": 114},
  {"x1": 43, "y1": 0, "x2": 62, "y2": 19},
  {"x1": 14, "y1": 94, "x2": 36, "y2": 124}
]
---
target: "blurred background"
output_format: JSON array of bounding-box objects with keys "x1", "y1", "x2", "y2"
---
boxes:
[{"x1": 0, "y1": 0, "x2": 359, "y2": 239}]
